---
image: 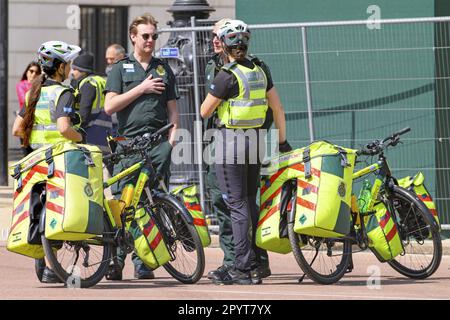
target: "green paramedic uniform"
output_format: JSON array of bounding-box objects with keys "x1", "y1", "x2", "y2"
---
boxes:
[{"x1": 105, "y1": 53, "x2": 179, "y2": 271}]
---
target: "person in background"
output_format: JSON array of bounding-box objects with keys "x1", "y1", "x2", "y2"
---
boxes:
[
  {"x1": 15, "y1": 61, "x2": 41, "y2": 155},
  {"x1": 105, "y1": 44, "x2": 126, "y2": 76},
  {"x1": 70, "y1": 53, "x2": 112, "y2": 155},
  {"x1": 105, "y1": 44, "x2": 126, "y2": 136}
]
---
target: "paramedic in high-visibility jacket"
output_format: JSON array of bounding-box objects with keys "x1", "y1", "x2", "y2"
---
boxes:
[
  {"x1": 70, "y1": 53, "x2": 112, "y2": 153},
  {"x1": 12, "y1": 40, "x2": 84, "y2": 284},
  {"x1": 201, "y1": 20, "x2": 292, "y2": 285},
  {"x1": 204, "y1": 18, "x2": 274, "y2": 284}
]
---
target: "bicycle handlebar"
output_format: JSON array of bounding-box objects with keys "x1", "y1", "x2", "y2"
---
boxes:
[
  {"x1": 357, "y1": 127, "x2": 411, "y2": 156},
  {"x1": 103, "y1": 123, "x2": 174, "y2": 164}
]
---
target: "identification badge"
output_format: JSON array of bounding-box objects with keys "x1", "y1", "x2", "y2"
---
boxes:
[{"x1": 123, "y1": 64, "x2": 135, "y2": 72}]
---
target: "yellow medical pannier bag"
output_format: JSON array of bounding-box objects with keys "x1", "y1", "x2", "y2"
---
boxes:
[
  {"x1": 364, "y1": 202, "x2": 404, "y2": 262},
  {"x1": 127, "y1": 207, "x2": 172, "y2": 269},
  {"x1": 397, "y1": 172, "x2": 441, "y2": 231},
  {"x1": 7, "y1": 142, "x2": 104, "y2": 258},
  {"x1": 172, "y1": 185, "x2": 211, "y2": 247},
  {"x1": 256, "y1": 141, "x2": 356, "y2": 251}
]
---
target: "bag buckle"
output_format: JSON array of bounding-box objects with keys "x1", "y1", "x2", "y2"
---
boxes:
[
  {"x1": 337, "y1": 147, "x2": 350, "y2": 167},
  {"x1": 13, "y1": 166, "x2": 23, "y2": 192},
  {"x1": 79, "y1": 147, "x2": 95, "y2": 167},
  {"x1": 45, "y1": 148, "x2": 55, "y2": 178},
  {"x1": 303, "y1": 148, "x2": 312, "y2": 179}
]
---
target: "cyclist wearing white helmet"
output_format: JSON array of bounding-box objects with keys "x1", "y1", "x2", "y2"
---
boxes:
[
  {"x1": 204, "y1": 18, "x2": 275, "y2": 285},
  {"x1": 12, "y1": 40, "x2": 84, "y2": 284},
  {"x1": 201, "y1": 19, "x2": 291, "y2": 285},
  {"x1": 13, "y1": 40, "x2": 83, "y2": 151}
]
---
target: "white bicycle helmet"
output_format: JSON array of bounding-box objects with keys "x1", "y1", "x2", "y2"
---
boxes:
[
  {"x1": 217, "y1": 19, "x2": 250, "y2": 47},
  {"x1": 37, "y1": 41, "x2": 81, "y2": 68}
]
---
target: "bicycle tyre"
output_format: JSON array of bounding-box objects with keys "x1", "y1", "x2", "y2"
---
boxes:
[
  {"x1": 386, "y1": 186, "x2": 442, "y2": 279},
  {"x1": 41, "y1": 213, "x2": 113, "y2": 288},
  {"x1": 152, "y1": 193, "x2": 205, "y2": 284}
]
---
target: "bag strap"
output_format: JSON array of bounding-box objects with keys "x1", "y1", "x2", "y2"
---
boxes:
[
  {"x1": 336, "y1": 146, "x2": 350, "y2": 167},
  {"x1": 78, "y1": 146, "x2": 95, "y2": 167},
  {"x1": 303, "y1": 147, "x2": 311, "y2": 179},
  {"x1": 13, "y1": 165, "x2": 23, "y2": 192},
  {"x1": 45, "y1": 148, "x2": 55, "y2": 178}
]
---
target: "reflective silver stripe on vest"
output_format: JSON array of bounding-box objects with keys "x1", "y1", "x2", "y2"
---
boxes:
[
  {"x1": 88, "y1": 119, "x2": 113, "y2": 128},
  {"x1": 229, "y1": 118, "x2": 265, "y2": 127},
  {"x1": 30, "y1": 142, "x2": 51, "y2": 149},
  {"x1": 32, "y1": 124, "x2": 58, "y2": 131},
  {"x1": 231, "y1": 67, "x2": 250, "y2": 99},
  {"x1": 229, "y1": 98, "x2": 267, "y2": 107}
]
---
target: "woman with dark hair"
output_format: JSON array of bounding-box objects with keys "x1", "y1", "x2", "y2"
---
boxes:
[
  {"x1": 16, "y1": 61, "x2": 41, "y2": 111},
  {"x1": 12, "y1": 41, "x2": 84, "y2": 284},
  {"x1": 15, "y1": 62, "x2": 41, "y2": 155}
]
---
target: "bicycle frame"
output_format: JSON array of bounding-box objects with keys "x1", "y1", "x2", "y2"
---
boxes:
[{"x1": 352, "y1": 153, "x2": 394, "y2": 213}]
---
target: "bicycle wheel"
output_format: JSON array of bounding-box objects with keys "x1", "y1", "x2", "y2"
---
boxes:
[
  {"x1": 41, "y1": 213, "x2": 114, "y2": 288},
  {"x1": 386, "y1": 186, "x2": 442, "y2": 279},
  {"x1": 152, "y1": 192, "x2": 205, "y2": 284},
  {"x1": 288, "y1": 221, "x2": 352, "y2": 284}
]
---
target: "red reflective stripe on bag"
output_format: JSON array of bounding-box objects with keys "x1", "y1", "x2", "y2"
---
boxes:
[
  {"x1": 193, "y1": 218, "x2": 206, "y2": 227},
  {"x1": 13, "y1": 193, "x2": 31, "y2": 216},
  {"x1": 296, "y1": 197, "x2": 316, "y2": 211},
  {"x1": 297, "y1": 180, "x2": 318, "y2": 194},
  {"x1": 46, "y1": 202, "x2": 64, "y2": 215},
  {"x1": 150, "y1": 232, "x2": 163, "y2": 250},
  {"x1": 47, "y1": 184, "x2": 65, "y2": 197},
  {"x1": 420, "y1": 194, "x2": 433, "y2": 202},
  {"x1": 257, "y1": 205, "x2": 280, "y2": 228},
  {"x1": 10, "y1": 211, "x2": 29, "y2": 231},
  {"x1": 185, "y1": 202, "x2": 201, "y2": 212},
  {"x1": 14, "y1": 165, "x2": 65, "y2": 198},
  {"x1": 385, "y1": 225, "x2": 398, "y2": 242},
  {"x1": 143, "y1": 220, "x2": 155, "y2": 238},
  {"x1": 379, "y1": 210, "x2": 391, "y2": 229},
  {"x1": 261, "y1": 188, "x2": 282, "y2": 210},
  {"x1": 430, "y1": 208, "x2": 438, "y2": 217}
]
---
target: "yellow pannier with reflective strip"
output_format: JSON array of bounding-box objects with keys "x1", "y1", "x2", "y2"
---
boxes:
[
  {"x1": 172, "y1": 185, "x2": 211, "y2": 247},
  {"x1": 127, "y1": 207, "x2": 172, "y2": 269},
  {"x1": 398, "y1": 172, "x2": 441, "y2": 232},
  {"x1": 256, "y1": 141, "x2": 356, "y2": 252},
  {"x1": 364, "y1": 202, "x2": 404, "y2": 262},
  {"x1": 7, "y1": 142, "x2": 104, "y2": 257}
]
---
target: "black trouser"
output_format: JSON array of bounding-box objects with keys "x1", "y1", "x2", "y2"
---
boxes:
[{"x1": 214, "y1": 128, "x2": 263, "y2": 272}]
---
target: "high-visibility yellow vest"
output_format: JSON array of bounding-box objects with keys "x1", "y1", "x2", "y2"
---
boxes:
[
  {"x1": 26, "y1": 85, "x2": 73, "y2": 150},
  {"x1": 76, "y1": 75, "x2": 111, "y2": 151},
  {"x1": 217, "y1": 61, "x2": 268, "y2": 129}
]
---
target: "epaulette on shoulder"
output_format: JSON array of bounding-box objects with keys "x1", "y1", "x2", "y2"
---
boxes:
[
  {"x1": 247, "y1": 54, "x2": 262, "y2": 66},
  {"x1": 222, "y1": 61, "x2": 238, "y2": 71},
  {"x1": 114, "y1": 55, "x2": 129, "y2": 65}
]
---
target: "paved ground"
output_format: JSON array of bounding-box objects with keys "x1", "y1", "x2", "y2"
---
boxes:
[
  {"x1": 0, "y1": 246, "x2": 449, "y2": 300},
  {"x1": 1, "y1": 158, "x2": 449, "y2": 300}
]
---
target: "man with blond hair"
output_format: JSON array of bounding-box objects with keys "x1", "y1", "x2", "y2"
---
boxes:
[
  {"x1": 204, "y1": 18, "x2": 273, "y2": 284},
  {"x1": 104, "y1": 13, "x2": 179, "y2": 280}
]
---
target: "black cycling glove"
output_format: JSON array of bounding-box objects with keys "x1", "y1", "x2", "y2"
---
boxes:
[{"x1": 279, "y1": 140, "x2": 293, "y2": 153}]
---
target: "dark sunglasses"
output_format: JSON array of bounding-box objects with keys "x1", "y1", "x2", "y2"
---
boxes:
[{"x1": 141, "y1": 33, "x2": 159, "y2": 41}]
